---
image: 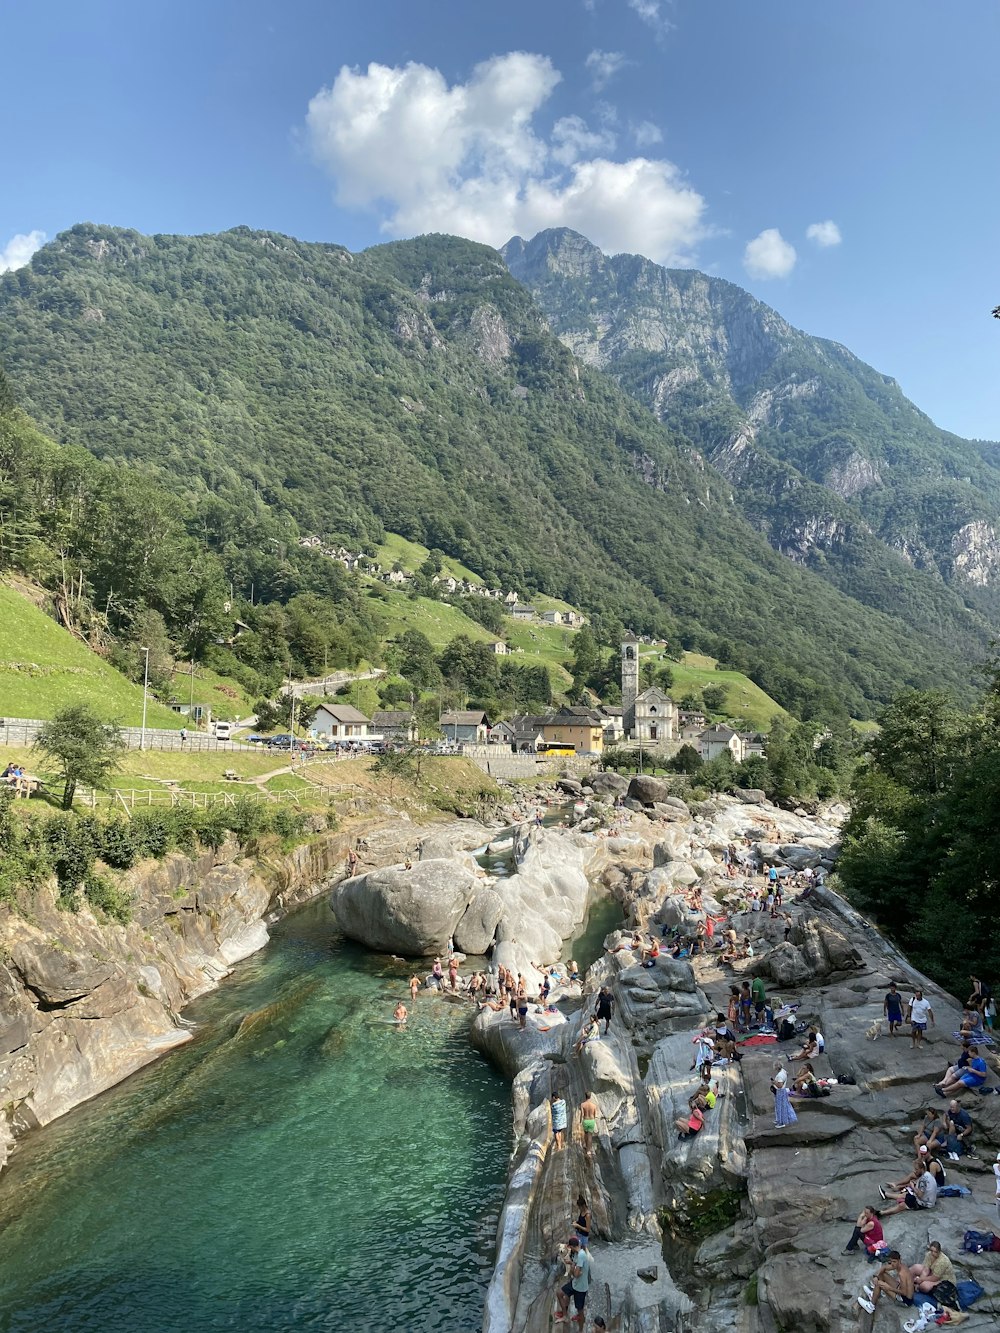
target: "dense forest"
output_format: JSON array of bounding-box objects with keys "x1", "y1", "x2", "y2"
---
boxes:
[
  {"x1": 838, "y1": 686, "x2": 1000, "y2": 993},
  {"x1": 0, "y1": 223, "x2": 990, "y2": 720}
]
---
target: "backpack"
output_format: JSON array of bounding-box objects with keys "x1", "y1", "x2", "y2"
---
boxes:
[
  {"x1": 955, "y1": 1278, "x2": 985, "y2": 1310},
  {"x1": 778, "y1": 1018, "x2": 795, "y2": 1041},
  {"x1": 932, "y1": 1280, "x2": 959, "y2": 1311},
  {"x1": 961, "y1": 1229, "x2": 996, "y2": 1253}
]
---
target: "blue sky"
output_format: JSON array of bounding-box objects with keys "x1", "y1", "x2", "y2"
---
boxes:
[{"x1": 2, "y1": 0, "x2": 997, "y2": 438}]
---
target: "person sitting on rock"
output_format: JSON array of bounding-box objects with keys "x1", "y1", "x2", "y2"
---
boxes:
[
  {"x1": 858, "y1": 1250, "x2": 915, "y2": 1315},
  {"x1": 843, "y1": 1205, "x2": 884, "y2": 1254},
  {"x1": 959, "y1": 1007, "x2": 986, "y2": 1040},
  {"x1": 936, "y1": 1047, "x2": 988, "y2": 1096},
  {"x1": 675, "y1": 1101, "x2": 705, "y2": 1140},
  {"x1": 713, "y1": 1015, "x2": 739, "y2": 1061},
  {"x1": 793, "y1": 1028, "x2": 823, "y2": 1061},
  {"x1": 936, "y1": 1042, "x2": 973, "y2": 1088},
  {"x1": 792, "y1": 1062, "x2": 822, "y2": 1097},
  {"x1": 574, "y1": 1016, "x2": 600, "y2": 1056},
  {"x1": 942, "y1": 1099, "x2": 974, "y2": 1157},
  {"x1": 913, "y1": 1107, "x2": 947, "y2": 1155},
  {"x1": 640, "y1": 938, "x2": 660, "y2": 969},
  {"x1": 883, "y1": 1145, "x2": 935, "y2": 1196},
  {"x1": 909, "y1": 1241, "x2": 956, "y2": 1296},
  {"x1": 879, "y1": 1159, "x2": 938, "y2": 1215}
]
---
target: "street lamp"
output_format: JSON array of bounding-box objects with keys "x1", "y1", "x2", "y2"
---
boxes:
[{"x1": 140, "y1": 646, "x2": 150, "y2": 751}]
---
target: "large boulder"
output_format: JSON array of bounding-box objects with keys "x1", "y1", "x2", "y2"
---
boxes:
[
  {"x1": 330, "y1": 861, "x2": 480, "y2": 955},
  {"x1": 627, "y1": 775, "x2": 675, "y2": 806},
  {"x1": 556, "y1": 777, "x2": 584, "y2": 797},
  {"x1": 453, "y1": 884, "x2": 504, "y2": 955},
  {"x1": 590, "y1": 770, "x2": 630, "y2": 797}
]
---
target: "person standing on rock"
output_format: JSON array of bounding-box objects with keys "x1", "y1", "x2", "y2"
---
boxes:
[
  {"x1": 770, "y1": 1063, "x2": 798, "y2": 1128},
  {"x1": 907, "y1": 989, "x2": 934, "y2": 1047},
  {"x1": 992, "y1": 1149, "x2": 1000, "y2": 1225},
  {"x1": 579, "y1": 1091, "x2": 599, "y2": 1161},
  {"x1": 554, "y1": 1236, "x2": 590, "y2": 1324},
  {"x1": 516, "y1": 976, "x2": 529, "y2": 1030},
  {"x1": 595, "y1": 986, "x2": 614, "y2": 1034},
  {"x1": 884, "y1": 981, "x2": 904, "y2": 1036},
  {"x1": 751, "y1": 974, "x2": 767, "y2": 1023},
  {"x1": 550, "y1": 1093, "x2": 568, "y2": 1150},
  {"x1": 574, "y1": 1194, "x2": 591, "y2": 1248}
]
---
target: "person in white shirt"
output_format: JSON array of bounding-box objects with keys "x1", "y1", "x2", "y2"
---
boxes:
[
  {"x1": 907, "y1": 990, "x2": 935, "y2": 1048},
  {"x1": 994, "y1": 1149, "x2": 1000, "y2": 1225}
]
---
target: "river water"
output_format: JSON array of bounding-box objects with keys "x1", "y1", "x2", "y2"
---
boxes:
[{"x1": 0, "y1": 900, "x2": 512, "y2": 1332}]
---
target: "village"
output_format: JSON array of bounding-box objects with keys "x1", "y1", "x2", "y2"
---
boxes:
[{"x1": 309, "y1": 635, "x2": 768, "y2": 765}]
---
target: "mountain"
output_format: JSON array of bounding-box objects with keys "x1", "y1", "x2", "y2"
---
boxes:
[
  {"x1": 0, "y1": 222, "x2": 990, "y2": 719},
  {"x1": 503, "y1": 227, "x2": 1000, "y2": 643}
]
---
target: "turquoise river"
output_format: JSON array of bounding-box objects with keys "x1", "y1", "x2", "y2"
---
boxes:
[{"x1": 0, "y1": 899, "x2": 513, "y2": 1332}]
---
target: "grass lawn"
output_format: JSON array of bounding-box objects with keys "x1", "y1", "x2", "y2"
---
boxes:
[
  {"x1": 165, "y1": 662, "x2": 250, "y2": 720},
  {"x1": 641, "y1": 650, "x2": 787, "y2": 731},
  {"x1": 375, "y1": 533, "x2": 485, "y2": 586},
  {"x1": 368, "y1": 584, "x2": 498, "y2": 652},
  {"x1": 0, "y1": 581, "x2": 182, "y2": 728}
]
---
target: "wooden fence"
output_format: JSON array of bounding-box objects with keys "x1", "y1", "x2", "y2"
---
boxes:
[{"x1": 80, "y1": 787, "x2": 304, "y2": 813}]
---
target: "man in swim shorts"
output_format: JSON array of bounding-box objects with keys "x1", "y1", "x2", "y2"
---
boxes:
[
  {"x1": 579, "y1": 1090, "x2": 599, "y2": 1160},
  {"x1": 884, "y1": 981, "x2": 904, "y2": 1036}
]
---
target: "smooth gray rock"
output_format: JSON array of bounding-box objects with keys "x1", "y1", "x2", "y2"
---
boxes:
[
  {"x1": 590, "y1": 771, "x2": 630, "y2": 796},
  {"x1": 330, "y1": 860, "x2": 479, "y2": 955},
  {"x1": 454, "y1": 884, "x2": 504, "y2": 955}
]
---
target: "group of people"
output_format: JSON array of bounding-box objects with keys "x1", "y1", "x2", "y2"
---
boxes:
[{"x1": 1, "y1": 762, "x2": 31, "y2": 797}]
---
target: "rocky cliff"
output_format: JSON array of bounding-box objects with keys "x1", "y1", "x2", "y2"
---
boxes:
[
  {"x1": 503, "y1": 228, "x2": 1000, "y2": 663},
  {"x1": 472, "y1": 790, "x2": 1000, "y2": 1331}
]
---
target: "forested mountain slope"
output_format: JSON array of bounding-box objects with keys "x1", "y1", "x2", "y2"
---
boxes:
[
  {"x1": 503, "y1": 227, "x2": 1000, "y2": 642},
  {"x1": 0, "y1": 223, "x2": 989, "y2": 718}
]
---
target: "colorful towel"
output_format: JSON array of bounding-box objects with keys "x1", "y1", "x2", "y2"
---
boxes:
[{"x1": 740, "y1": 1033, "x2": 777, "y2": 1047}]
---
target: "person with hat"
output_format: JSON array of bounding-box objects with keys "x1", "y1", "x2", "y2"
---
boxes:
[{"x1": 554, "y1": 1235, "x2": 590, "y2": 1323}]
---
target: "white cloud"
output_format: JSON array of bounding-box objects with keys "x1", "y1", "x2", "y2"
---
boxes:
[
  {"x1": 806, "y1": 219, "x2": 842, "y2": 247},
  {"x1": 743, "y1": 228, "x2": 797, "y2": 279},
  {"x1": 552, "y1": 115, "x2": 616, "y2": 165},
  {"x1": 585, "y1": 49, "x2": 628, "y2": 91},
  {"x1": 305, "y1": 54, "x2": 708, "y2": 265},
  {"x1": 632, "y1": 119, "x2": 663, "y2": 148},
  {"x1": 628, "y1": 0, "x2": 674, "y2": 36},
  {"x1": 0, "y1": 229, "x2": 45, "y2": 273}
]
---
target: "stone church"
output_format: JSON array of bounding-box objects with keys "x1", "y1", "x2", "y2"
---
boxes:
[{"x1": 621, "y1": 637, "x2": 678, "y2": 745}]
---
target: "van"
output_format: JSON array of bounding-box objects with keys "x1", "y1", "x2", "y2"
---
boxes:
[{"x1": 212, "y1": 721, "x2": 233, "y2": 741}]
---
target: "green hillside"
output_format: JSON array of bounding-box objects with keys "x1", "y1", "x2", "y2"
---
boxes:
[
  {"x1": 504, "y1": 227, "x2": 1000, "y2": 673},
  {"x1": 0, "y1": 581, "x2": 182, "y2": 727},
  {"x1": 0, "y1": 223, "x2": 989, "y2": 719}
]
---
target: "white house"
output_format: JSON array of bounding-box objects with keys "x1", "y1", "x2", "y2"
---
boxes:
[
  {"x1": 697, "y1": 725, "x2": 745, "y2": 763},
  {"x1": 541, "y1": 610, "x2": 563, "y2": 625},
  {"x1": 511, "y1": 604, "x2": 534, "y2": 620},
  {"x1": 490, "y1": 641, "x2": 510, "y2": 655},
  {"x1": 440, "y1": 711, "x2": 490, "y2": 744},
  {"x1": 313, "y1": 704, "x2": 372, "y2": 741}
]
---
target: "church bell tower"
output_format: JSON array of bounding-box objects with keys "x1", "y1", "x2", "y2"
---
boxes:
[{"x1": 622, "y1": 636, "x2": 639, "y2": 738}]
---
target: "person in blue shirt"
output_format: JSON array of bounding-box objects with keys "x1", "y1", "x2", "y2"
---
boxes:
[{"x1": 936, "y1": 1047, "x2": 988, "y2": 1096}]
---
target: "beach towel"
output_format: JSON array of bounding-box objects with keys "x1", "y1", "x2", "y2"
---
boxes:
[{"x1": 740, "y1": 1033, "x2": 777, "y2": 1047}]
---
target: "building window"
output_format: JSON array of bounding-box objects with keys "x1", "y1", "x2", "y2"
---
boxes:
[{"x1": 625, "y1": 646, "x2": 634, "y2": 661}]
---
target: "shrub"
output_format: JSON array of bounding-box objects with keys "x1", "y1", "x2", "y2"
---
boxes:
[
  {"x1": 84, "y1": 872, "x2": 133, "y2": 924},
  {"x1": 101, "y1": 819, "x2": 139, "y2": 869}
]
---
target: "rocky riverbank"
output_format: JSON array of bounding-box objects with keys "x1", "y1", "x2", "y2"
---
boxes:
[
  {"x1": 469, "y1": 779, "x2": 1000, "y2": 1332},
  {"x1": 0, "y1": 811, "x2": 495, "y2": 1174}
]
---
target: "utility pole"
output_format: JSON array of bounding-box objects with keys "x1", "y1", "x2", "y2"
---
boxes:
[{"x1": 140, "y1": 647, "x2": 150, "y2": 751}]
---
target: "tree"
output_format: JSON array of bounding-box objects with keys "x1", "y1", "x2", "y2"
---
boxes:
[
  {"x1": 668, "y1": 743, "x2": 703, "y2": 774},
  {"x1": 33, "y1": 705, "x2": 126, "y2": 809},
  {"x1": 373, "y1": 748, "x2": 414, "y2": 798},
  {"x1": 702, "y1": 684, "x2": 728, "y2": 714}
]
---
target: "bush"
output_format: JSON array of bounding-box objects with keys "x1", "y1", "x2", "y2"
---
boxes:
[
  {"x1": 84, "y1": 872, "x2": 133, "y2": 924},
  {"x1": 101, "y1": 819, "x2": 139, "y2": 869},
  {"x1": 129, "y1": 810, "x2": 173, "y2": 860}
]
